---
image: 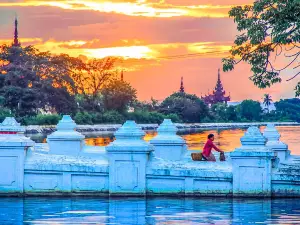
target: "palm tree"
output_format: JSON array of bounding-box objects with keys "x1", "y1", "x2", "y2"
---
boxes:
[{"x1": 263, "y1": 94, "x2": 273, "y2": 113}]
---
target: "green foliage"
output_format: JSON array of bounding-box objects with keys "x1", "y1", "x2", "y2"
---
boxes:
[
  {"x1": 75, "y1": 94, "x2": 103, "y2": 113},
  {"x1": 163, "y1": 113, "x2": 182, "y2": 123},
  {"x1": 226, "y1": 105, "x2": 238, "y2": 121},
  {"x1": 127, "y1": 110, "x2": 165, "y2": 124},
  {"x1": 223, "y1": 0, "x2": 300, "y2": 96},
  {"x1": 274, "y1": 98, "x2": 300, "y2": 122},
  {"x1": 133, "y1": 98, "x2": 159, "y2": 112},
  {"x1": 236, "y1": 100, "x2": 262, "y2": 121},
  {"x1": 0, "y1": 107, "x2": 13, "y2": 123},
  {"x1": 22, "y1": 114, "x2": 62, "y2": 125},
  {"x1": 210, "y1": 103, "x2": 228, "y2": 122},
  {"x1": 210, "y1": 103, "x2": 238, "y2": 122},
  {"x1": 102, "y1": 80, "x2": 137, "y2": 113},
  {"x1": 102, "y1": 110, "x2": 125, "y2": 124},
  {"x1": 159, "y1": 92, "x2": 209, "y2": 123},
  {"x1": 263, "y1": 94, "x2": 273, "y2": 113},
  {"x1": 74, "y1": 111, "x2": 94, "y2": 125},
  {"x1": 0, "y1": 45, "x2": 77, "y2": 116}
]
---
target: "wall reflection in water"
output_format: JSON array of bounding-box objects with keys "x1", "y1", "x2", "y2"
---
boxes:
[{"x1": 1, "y1": 197, "x2": 300, "y2": 225}]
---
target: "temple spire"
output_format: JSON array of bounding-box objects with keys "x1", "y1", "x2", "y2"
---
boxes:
[
  {"x1": 201, "y1": 68, "x2": 231, "y2": 105},
  {"x1": 13, "y1": 16, "x2": 20, "y2": 47},
  {"x1": 179, "y1": 77, "x2": 185, "y2": 93},
  {"x1": 121, "y1": 70, "x2": 124, "y2": 81},
  {"x1": 215, "y1": 68, "x2": 223, "y2": 92}
]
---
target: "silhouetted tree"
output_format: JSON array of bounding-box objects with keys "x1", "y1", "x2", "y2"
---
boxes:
[
  {"x1": 263, "y1": 94, "x2": 273, "y2": 113},
  {"x1": 223, "y1": 0, "x2": 300, "y2": 95}
]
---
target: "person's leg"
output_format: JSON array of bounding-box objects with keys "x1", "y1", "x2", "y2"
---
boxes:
[{"x1": 206, "y1": 153, "x2": 216, "y2": 162}]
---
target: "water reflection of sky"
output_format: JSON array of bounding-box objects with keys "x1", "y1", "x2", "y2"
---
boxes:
[
  {"x1": 84, "y1": 126, "x2": 300, "y2": 155},
  {"x1": 1, "y1": 197, "x2": 300, "y2": 224}
]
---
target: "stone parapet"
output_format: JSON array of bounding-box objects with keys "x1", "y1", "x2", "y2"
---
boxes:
[{"x1": 0, "y1": 117, "x2": 299, "y2": 197}]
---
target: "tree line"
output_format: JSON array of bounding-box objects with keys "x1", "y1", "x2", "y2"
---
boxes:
[{"x1": 0, "y1": 43, "x2": 299, "y2": 125}]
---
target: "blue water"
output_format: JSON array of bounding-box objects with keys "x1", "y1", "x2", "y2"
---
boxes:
[{"x1": 0, "y1": 197, "x2": 300, "y2": 224}]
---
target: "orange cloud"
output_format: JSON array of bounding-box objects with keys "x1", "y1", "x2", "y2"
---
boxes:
[
  {"x1": 0, "y1": 0, "x2": 247, "y2": 18},
  {"x1": 20, "y1": 38, "x2": 232, "y2": 61},
  {"x1": 0, "y1": 1, "x2": 295, "y2": 102}
]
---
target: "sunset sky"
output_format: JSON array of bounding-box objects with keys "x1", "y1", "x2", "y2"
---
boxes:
[{"x1": 0, "y1": 0, "x2": 297, "y2": 101}]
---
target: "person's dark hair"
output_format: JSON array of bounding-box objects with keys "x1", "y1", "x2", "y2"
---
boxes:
[{"x1": 208, "y1": 134, "x2": 214, "y2": 139}]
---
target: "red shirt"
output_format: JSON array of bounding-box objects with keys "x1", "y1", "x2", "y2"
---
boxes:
[{"x1": 202, "y1": 139, "x2": 220, "y2": 157}]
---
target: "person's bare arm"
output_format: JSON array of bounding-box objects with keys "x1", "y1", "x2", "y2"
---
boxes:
[{"x1": 212, "y1": 143, "x2": 223, "y2": 153}]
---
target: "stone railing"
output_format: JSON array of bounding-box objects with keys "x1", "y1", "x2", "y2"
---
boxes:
[{"x1": 0, "y1": 116, "x2": 298, "y2": 197}]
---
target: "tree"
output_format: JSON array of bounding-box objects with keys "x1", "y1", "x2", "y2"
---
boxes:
[
  {"x1": 275, "y1": 98, "x2": 300, "y2": 122},
  {"x1": 51, "y1": 55, "x2": 119, "y2": 112},
  {"x1": 211, "y1": 103, "x2": 228, "y2": 122},
  {"x1": 263, "y1": 94, "x2": 273, "y2": 113},
  {"x1": 101, "y1": 80, "x2": 137, "y2": 113},
  {"x1": 223, "y1": 0, "x2": 300, "y2": 95},
  {"x1": 133, "y1": 97, "x2": 160, "y2": 112},
  {"x1": 0, "y1": 45, "x2": 77, "y2": 115},
  {"x1": 236, "y1": 100, "x2": 262, "y2": 121},
  {"x1": 210, "y1": 103, "x2": 238, "y2": 122},
  {"x1": 159, "y1": 92, "x2": 209, "y2": 123},
  {"x1": 85, "y1": 58, "x2": 118, "y2": 98},
  {"x1": 226, "y1": 105, "x2": 238, "y2": 121}
]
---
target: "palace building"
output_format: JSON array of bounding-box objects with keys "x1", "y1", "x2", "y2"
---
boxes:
[{"x1": 201, "y1": 69, "x2": 231, "y2": 105}]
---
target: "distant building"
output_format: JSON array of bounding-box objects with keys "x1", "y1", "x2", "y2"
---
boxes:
[
  {"x1": 201, "y1": 69, "x2": 231, "y2": 105},
  {"x1": 120, "y1": 70, "x2": 124, "y2": 81},
  {"x1": 12, "y1": 17, "x2": 21, "y2": 47},
  {"x1": 179, "y1": 77, "x2": 185, "y2": 93}
]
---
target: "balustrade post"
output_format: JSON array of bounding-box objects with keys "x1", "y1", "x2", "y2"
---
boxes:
[
  {"x1": 0, "y1": 117, "x2": 34, "y2": 195},
  {"x1": 47, "y1": 115, "x2": 85, "y2": 156},
  {"x1": 230, "y1": 127, "x2": 275, "y2": 197},
  {"x1": 150, "y1": 119, "x2": 186, "y2": 161},
  {"x1": 106, "y1": 121, "x2": 153, "y2": 195}
]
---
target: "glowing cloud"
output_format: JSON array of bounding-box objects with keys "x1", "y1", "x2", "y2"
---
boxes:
[{"x1": 0, "y1": 0, "x2": 241, "y2": 18}]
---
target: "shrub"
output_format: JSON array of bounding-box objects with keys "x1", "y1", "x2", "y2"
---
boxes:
[
  {"x1": 74, "y1": 112, "x2": 93, "y2": 125},
  {"x1": 163, "y1": 113, "x2": 182, "y2": 123},
  {"x1": 22, "y1": 114, "x2": 62, "y2": 125},
  {"x1": 0, "y1": 107, "x2": 13, "y2": 123},
  {"x1": 127, "y1": 110, "x2": 165, "y2": 124},
  {"x1": 147, "y1": 111, "x2": 164, "y2": 124},
  {"x1": 102, "y1": 110, "x2": 125, "y2": 124},
  {"x1": 91, "y1": 113, "x2": 104, "y2": 124}
]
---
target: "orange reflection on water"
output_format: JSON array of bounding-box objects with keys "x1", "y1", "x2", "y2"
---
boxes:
[
  {"x1": 85, "y1": 136, "x2": 114, "y2": 146},
  {"x1": 84, "y1": 126, "x2": 300, "y2": 155},
  {"x1": 84, "y1": 129, "x2": 244, "y2": 152}
]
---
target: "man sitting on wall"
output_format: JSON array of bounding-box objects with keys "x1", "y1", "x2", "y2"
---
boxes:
[{"x1": 202, "y1": 134, "x2": 224, "y2": 161}]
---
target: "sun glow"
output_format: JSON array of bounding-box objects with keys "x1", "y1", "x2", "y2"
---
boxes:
[{"x1": 84, "y1": 46, "x2": 154, "y2": 59}]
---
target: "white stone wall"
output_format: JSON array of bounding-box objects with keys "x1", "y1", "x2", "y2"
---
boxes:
[{"x1": 0, "y1": 116, "x2": 300, "y2": 197}]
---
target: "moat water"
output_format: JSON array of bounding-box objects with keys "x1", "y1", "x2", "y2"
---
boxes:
[
  {"x1": 83, "y1": 126, "x2": 300, "y2": 154},
  {"x1": 0, "y1": 197, "x2": 299, "y2": 224},
  {"x1": 30, "y1": 126, "x2": 300, "y2": 155}
]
